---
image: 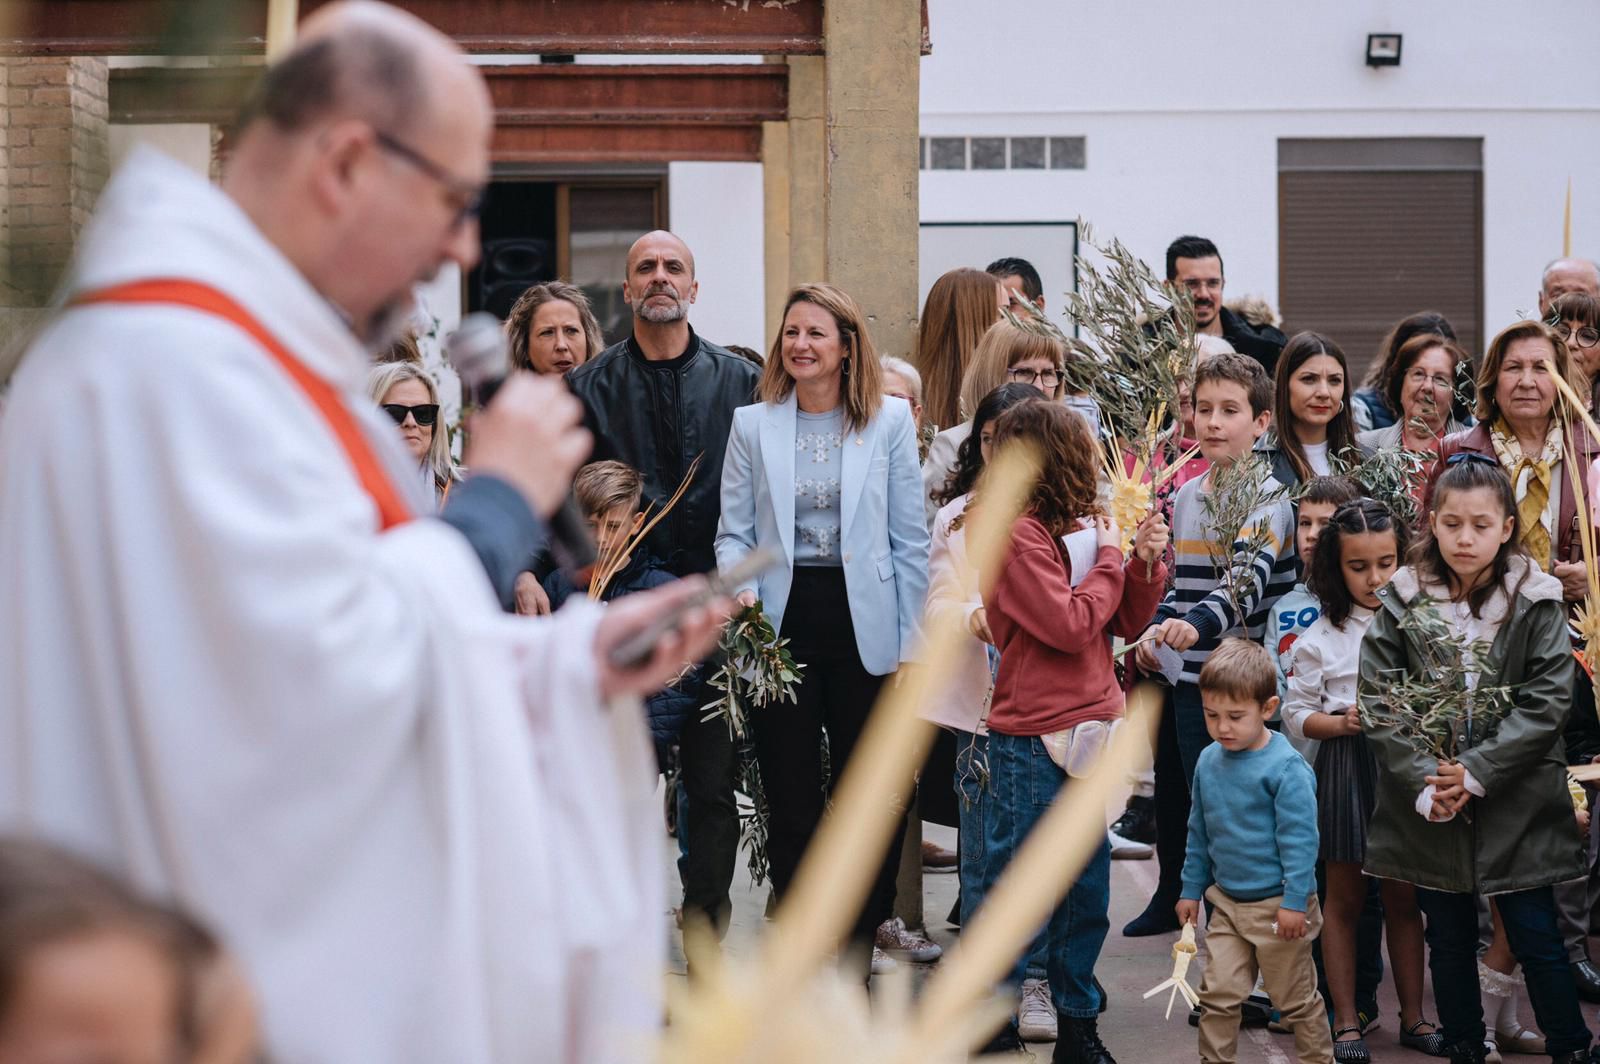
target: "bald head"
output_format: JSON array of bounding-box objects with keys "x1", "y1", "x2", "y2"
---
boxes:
[
  {"x1": 235, "y1": 0, "x2": 487, "y2": 143},
  {"x1": 627, "y1": 231, "x2": 695, "y2": 278},
  {"x1": 221, "y1": 1, "x2": 492, "y2": 345},
  {"x1": 623, "y1": 231, "x2": 698, "y2": 328},
  {"x1": 1541, "y1": 257, "x2": 1600, "y2": 316}
]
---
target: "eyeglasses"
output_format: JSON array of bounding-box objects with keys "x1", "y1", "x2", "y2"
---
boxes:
[
  {"x1": 373, "y1": 130, "x2": 486, "y2": 228},
  {"x1": 1554, "y1": 322, "x2": 1600, "y2": 349},
  {"x1": 884, "y1": 391, "x2": 918, "y2": 405},
  {"x1": 382, "y1": 402, "x2": 440, "y2": 427},
  {"x1": 1404, "y1": 368, "x2": 1454, "y2": 390},
  {"x1": 1007, "y1": 367, "x2": 1061, "y2": 387}
]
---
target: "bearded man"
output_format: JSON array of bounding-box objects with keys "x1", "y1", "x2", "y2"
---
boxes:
[{"x1": 561, "y1": 230, "x2": 759, "y2": 942}]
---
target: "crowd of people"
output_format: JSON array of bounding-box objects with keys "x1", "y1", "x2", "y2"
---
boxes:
[
  {"x1": 394, "y1": 211, "x2": 1600, "y2": 1064},
  {"x1": 5, "y1": 2, "x2": 1600, "y2": 1062}
]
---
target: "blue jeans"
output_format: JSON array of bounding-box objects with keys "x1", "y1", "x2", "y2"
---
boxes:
[
  {"x1": 1415, "y1": 885, "x2": 1592, "y2": 1055},
  {"x1": 955, "y1": 731, "x2": 1045, "y2": 978},
  {"x1": 981, "y1": 730, "x2": 1111, "y2": 1017}
]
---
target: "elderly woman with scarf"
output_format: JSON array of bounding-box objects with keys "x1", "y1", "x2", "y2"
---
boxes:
[{"x1": 1432, "y1": 320, "x2": 1597, "y2": 603}]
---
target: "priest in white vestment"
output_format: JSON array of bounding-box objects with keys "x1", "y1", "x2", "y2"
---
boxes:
[{"x1": 0, "y1": 5, "x2": 726, "y2": 1061}]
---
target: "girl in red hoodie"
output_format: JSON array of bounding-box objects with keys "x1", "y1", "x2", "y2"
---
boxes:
[{"x1": 977, "y1": 401, "x2": 1169, "y2": 1062}]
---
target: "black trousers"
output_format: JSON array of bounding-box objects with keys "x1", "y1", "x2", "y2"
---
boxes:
[
  {"x1": 756, "y1": 567, "x2": 905, "y2": 949},
  {"x1": 678, "y1": 707, "x2": 739, "y2": 937}
]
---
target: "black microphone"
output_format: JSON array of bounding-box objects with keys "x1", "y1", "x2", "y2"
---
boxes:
[{"x1": 445, "y1": 313, "x2": 597, "y2": 575}]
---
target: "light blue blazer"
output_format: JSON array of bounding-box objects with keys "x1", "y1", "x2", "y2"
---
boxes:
[{"x1": 716, "y1": 394, "x2": 930, "y2": 676}]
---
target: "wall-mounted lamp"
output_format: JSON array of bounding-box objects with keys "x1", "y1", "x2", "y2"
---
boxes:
[{"x1": 1366, "y1": 34, "x2": 1403, "y2": 67}]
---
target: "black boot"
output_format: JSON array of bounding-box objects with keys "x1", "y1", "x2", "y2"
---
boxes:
[
  {"x1": 1052, "y1": 1015, "x2": 1115, "y2": 1064},
  {"x1": 1444, "y1": 1039, "x2": 1487, "y2": 1064}
]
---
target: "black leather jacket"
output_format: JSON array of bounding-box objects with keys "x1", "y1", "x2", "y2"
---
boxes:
[{"x1": 566, "y1": 328, "x2": 760, "y2": 576}]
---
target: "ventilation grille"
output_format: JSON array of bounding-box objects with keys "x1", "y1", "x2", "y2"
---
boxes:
[{"x1": 919, "y1": 136, "x2": 1086, "y2": 171}]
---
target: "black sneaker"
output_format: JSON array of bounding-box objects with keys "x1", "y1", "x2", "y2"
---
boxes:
[
  {"x1": 981, "y1": 1021, "x2": 1035, "y2": 1058},
  {"x1": 1054, "y1": 1015, "x2": 1115, "y2": 1064},
  {"x1": 1109, "y1": 795, "x2": 1156, "y2": 845}
]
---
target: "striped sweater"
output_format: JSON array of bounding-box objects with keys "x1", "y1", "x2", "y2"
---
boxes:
[{"x1": 1152, "y1": 469, "x2": 1298, "y2": 683}]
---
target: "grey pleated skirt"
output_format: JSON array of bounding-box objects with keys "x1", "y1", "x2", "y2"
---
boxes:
[{"x1": 1314, "y1": 729, "x2": 1377, "y2": 864}]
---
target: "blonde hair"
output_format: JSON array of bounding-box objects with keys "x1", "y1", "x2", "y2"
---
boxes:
[
  {"x1": 959, "y1": 318, "x2": 1066, "y2": 419},
  {"x1": 915, "y1": 268, "x2": 1002, "y2": 430},
  {"x1": 1197, "y1": 638, "x2": 1278, "y2": 707},
  {"x1": 573, "y1": 460, "x2": 644, "y2": 518},
  {"x1": 760, "y1": 283, "x2": 884, "y2": 433},
  {"x1": 366, "y1": 362, "x2": 459, "y2": 494},
  {"x1": 879, "y1": 356, "x2": 923, "y2": 403}
]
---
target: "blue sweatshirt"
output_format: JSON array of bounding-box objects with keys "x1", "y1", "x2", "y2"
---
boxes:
[{"x1": 1180, "y1": 730, "x2": 1319, "y2": 911}]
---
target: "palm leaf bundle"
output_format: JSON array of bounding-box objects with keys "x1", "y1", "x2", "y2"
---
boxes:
[
  {"x1": 587, "y1": 454, "x2": 703, "y2": 601},
  {"x1": 1545, "y1": 362, "x2": 1600, "y2": 681}
]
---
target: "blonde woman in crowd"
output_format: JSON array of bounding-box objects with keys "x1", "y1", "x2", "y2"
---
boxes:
[{"x1": 367, "y1": 362, "x2": 460, "y2": 510}]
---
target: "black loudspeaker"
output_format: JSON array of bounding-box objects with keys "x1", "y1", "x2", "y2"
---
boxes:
[{"x1": 478, "y1": 237, "x2": 554, "y2": 320}]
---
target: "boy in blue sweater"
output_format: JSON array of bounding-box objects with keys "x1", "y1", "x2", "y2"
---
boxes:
[
  {"x1": 1176, "y1": 639, "x2": 1330, "y2": 1064},
  {"x1": 544, "y1": 460, "x2": 701, "y2": 770}
]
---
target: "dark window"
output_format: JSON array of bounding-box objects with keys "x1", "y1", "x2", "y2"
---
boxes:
[
  {"x1": 1010, "y1": 137, "x2": 1045, "y2": 169},
  {"x1": 930, "y1": 137, "x2": 967, "y2": 170},
  {"x1": 971, "y1": 137, "x2": 1007, "y2": 170},
  {"x1": 1048, "y1": 137, "x2": 1086, "y2": 170}
]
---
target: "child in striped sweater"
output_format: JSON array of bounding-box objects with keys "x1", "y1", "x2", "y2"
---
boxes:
[{"x1": 1125, "y1": 351, "x2": 1297, "y2": 937}]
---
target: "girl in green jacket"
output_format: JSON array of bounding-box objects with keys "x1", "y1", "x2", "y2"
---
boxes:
[{"x1": 1360, "y1": 456, "x2": 1591, "y2": 1064}]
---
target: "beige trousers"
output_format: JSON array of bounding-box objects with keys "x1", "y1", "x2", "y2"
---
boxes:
[{"x1": 1197, "y1": 886, "x2": 1333, "y2": 1064}]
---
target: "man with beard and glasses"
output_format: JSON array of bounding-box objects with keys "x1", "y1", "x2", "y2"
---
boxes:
[
  {"x1": 1165, "y1": 235, "x2": 1288, "y2": 377},
  {"x1": 0, "y1": 4, "x2": 729, "y2": 1061},
  {"x1": 565, "y1": 230, "x2": 760, "y2": 944}
]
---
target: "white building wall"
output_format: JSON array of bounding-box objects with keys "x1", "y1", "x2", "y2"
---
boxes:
[
  {"x1": 668, "y1": 161, "x2": 767, "y2": 352},
  {"x1": 917, "y1": 0, "x2": 1600, "y2": 344}
]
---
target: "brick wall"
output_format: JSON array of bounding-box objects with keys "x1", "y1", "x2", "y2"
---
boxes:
[{"x1": 1, "y1": 57, "x2": 109, "y2": 307}]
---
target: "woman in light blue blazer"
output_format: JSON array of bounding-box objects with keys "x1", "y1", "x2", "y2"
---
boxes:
[{"x1": 716, "y1": 282, "x2": 930, "y2": 955}]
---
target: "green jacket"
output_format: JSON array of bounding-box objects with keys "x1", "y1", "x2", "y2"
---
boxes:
[{"x1": 1360, "y1": 560, "x2": 1585, "y2": 895}]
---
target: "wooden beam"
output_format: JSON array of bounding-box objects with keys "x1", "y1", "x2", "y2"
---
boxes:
[
  {"x1": 109, "y1": 63, "x2": 788, "y2": 164},
  {"x1": 6, "y1": 0, "x2": 844, "y2": 56}
]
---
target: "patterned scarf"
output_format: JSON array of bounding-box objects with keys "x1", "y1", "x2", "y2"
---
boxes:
[{"x1": 1489, "y1": 417, "x2": 1562, "y2": 569}]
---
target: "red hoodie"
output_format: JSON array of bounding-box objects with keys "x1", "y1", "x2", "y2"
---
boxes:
[{"x1": 983, "y1": 515, "x2": 1167, "y2": 736}]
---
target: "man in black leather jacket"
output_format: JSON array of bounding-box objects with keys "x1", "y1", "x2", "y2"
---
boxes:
[{"x1": 565, "y1": 230, "x2": 759, "y2": 939}]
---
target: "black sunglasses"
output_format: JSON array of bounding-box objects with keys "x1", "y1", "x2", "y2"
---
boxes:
[{"x1": 382, "y1": 403, "x2": 439, "y2": 427}]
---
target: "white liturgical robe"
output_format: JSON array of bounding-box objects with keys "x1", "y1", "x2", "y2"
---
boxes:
[{"x1": 0, "y1": 148, "x2": 663, "y2": 1063}]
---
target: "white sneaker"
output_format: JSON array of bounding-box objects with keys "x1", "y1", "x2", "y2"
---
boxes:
[
  {"x1": 1108, "y1": 829, "x2": 1153, "y2": 860},
  {"x1": 1016, "y1": 978, "x2": 1057, "y2": 1042},
  {"x1": 870, "y1": 946, "x2": 898, "y2": 975}
]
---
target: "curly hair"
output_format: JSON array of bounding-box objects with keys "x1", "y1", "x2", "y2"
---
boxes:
[{"x1": 991, "y1": 400, "x2": 1104, "y2": 539}]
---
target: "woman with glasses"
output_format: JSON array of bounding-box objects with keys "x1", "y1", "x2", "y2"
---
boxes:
[
  {"x1": 1357, "y1": 335, "x2": 1475, "y2": 506},
  {"x1": 367, "y1": 362, "x2": 460, "y2": 509},
  {"x1": 1351, "y1": 311, "x2": 1459, "y2": 433},
  {"x1": 921, "y1": 318, "x2": 1068, "y2": 524},
  {"x1": 1551, "y1": 293, "x2": 1600, "y2": 399}
]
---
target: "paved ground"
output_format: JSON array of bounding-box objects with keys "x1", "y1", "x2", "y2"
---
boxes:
[{"x1": 664, "y1": 812, "x2": 1587, "y2": 1061}]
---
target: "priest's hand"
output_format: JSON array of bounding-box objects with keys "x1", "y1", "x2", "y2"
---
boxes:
[
  {"x1": 593, "y1": 577, "x2": 733, "y2": 701},
  {"x1": 464, "y1": 373, "x2": 591, "y2": 517}
]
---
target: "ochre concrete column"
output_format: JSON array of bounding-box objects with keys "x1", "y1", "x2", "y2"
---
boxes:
[
  {"x1": 761, "y1": 119, "x2": 790, "y2": 351},
  {"x1": 785, "y1": 55, "x2": 826, "y2": 290},
  {"x1": 1, "y1": 56, "x2": 110, "y2": 358},
  {"x1": 821, "y1": 0, "x2": 921, "y2": 364}
]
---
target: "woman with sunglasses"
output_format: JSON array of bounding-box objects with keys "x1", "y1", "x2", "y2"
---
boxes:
[{"x1": 367, "y1": 362, "x2": 460, "y2": 509}]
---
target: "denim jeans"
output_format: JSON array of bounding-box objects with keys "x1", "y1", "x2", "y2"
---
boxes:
[
  {"x1": 981, "y1": 730, "x2": 1111, "y2": 1017},
  {"x1": 955, "y1": 730, "x2": 1046, "y2": 979},
  {"x1": 1415, "y1": 885, "x2": 1592, "y2": 1056}
]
